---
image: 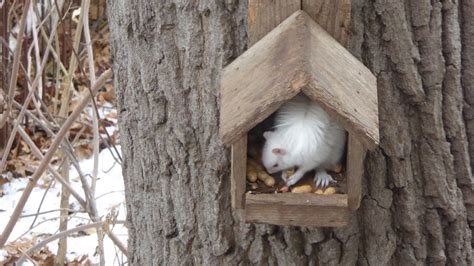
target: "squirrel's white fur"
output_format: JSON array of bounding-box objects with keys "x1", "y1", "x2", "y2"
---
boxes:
[{"x1": 261, "y1": 95, "x2": 347, "y2": 187}]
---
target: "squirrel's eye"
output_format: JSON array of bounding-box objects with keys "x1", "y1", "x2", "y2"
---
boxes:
[{"x1": 273, "y1": 163, "x2": 278, "y2": 168}]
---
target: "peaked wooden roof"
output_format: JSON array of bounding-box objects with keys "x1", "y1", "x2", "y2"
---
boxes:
[{"x1": 220, "y1": 10, "x2": 378, "y2": 149}]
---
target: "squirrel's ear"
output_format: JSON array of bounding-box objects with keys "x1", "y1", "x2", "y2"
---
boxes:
[
  {"x1": 263, "y1": 131, "x2": 273, "y2": 139},
  {"x1": 272, "y1": 148, "x2": 286, "y2": 155}
]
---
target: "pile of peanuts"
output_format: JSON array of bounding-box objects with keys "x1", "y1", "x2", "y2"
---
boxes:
[
  {"x1": 246, "y1": 158, "x2": 276, "y2": 187},
  {"x1": 246, "y1": 158, "x2": 338, "y2": 194}
]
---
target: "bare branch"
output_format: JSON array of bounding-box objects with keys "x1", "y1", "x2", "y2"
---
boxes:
[
  {"x1": 20, "y1": 208, "x2": 77, "y2": 218},
  {"x1": 104, "y1": 226, "x2": 128, "y2": 257},
  {"x1": 83, "y1": 0, "x2": 99, "y2": 199}
]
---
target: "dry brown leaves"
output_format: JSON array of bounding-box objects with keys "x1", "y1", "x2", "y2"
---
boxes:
[
  {"x1": 1, "y1": 238, "x2": 54, "y2": 265},
  {"x1": 0, "y1": 238, "x2": 95, "y2": 265},
  {"x1": 67, "y1": 255, "x2": 94, "y2": 266}
]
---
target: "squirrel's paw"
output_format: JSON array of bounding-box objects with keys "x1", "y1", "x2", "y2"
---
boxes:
[
  {"x1": 281, "y1": 171, "x2": 288, "y2": 182},
  {"x1": 286, "y1": 176, "x2": 300, "y2": 186},
  {"x1": 314, "y1": 171, "x2": 335, "y2": 188}
]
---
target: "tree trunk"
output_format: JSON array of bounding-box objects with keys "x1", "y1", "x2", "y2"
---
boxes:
[{"x1": 107, "y1": 0, "x2": 473, "y2": 265}]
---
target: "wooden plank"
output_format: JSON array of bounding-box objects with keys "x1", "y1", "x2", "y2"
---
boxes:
[
  {"x1": 231, "y1": 135, "x2": 247, "y2": 209},
  {"x1": 301, "y1": 11, "x2": 378, "y2": 149},
  {"x1": 302, "y1": 0, "x2": 352, "y2": 46},
  {"x1": 346, "y1": 134, "x2": 366, "y2": 210},
  {"x1": 248, "y1": 0, "x2": 301, "y2": 46},
  {"x1": 246, "y1": 193, "x2": 348, "y2": 207},
  {"x1": 303, "y1": 1, "x2": 379, "y2": 149},
  {"x1": 245, "y1": 193, "x2": 348, "y2": 227}
]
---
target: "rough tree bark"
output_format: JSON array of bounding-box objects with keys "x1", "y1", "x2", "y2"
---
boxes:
[{"x1": 107, "y1": 0, "x2": 473, "y2": 265}]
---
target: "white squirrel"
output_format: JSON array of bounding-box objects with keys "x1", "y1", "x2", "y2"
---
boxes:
[{"x1": 261, "y1": 95, "x2": 347, "y2": 187}]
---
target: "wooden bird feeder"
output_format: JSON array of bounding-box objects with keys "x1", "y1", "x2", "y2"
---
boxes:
[{"x1": 219, "y1": 9, "x2": 378, "y2": 227}]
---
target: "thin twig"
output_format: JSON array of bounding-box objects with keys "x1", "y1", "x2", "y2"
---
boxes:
[
  {"x1": 83, "y1": 0, "x2": 99, "y2": 199},
  {"x1": 95, "y1": 190, "x2": 124, "y2": 200},
  {"x1": 104, "y1": 225, "x2": 128, "y2": 256},
  {"x1": 29, "y1": 178, "x2": 55, "y2": 230},
  {"x1": 64, "y1": 8, "x2": 107, "y2": 260},
  {"x1": 58, "y1": 0, "x2": 86, "y2": 117},
  {"x1": 20, "y1": 208, "x2": 76, "y2": 218},
  {"x1": 17, "y1": 220, "x2": 126, "y2": 265},
  {"x1": 56, "y1": 154, "x2": 69, "y2": 265},
  {"x1": 13, "y1": 214, "x2": 94, "y2": 242},
  {"x1": 13, "y1": 217, "x2": 60, "y2": 242},
  {"x1": 12, "y1": 100, "x2": 59, "y2": 134},
  {"x1": 55, "y1": 1, "x2": 88, "y2": 261},
  {"x1": 30, "y1": 2, "x2": 43, "y2": 100},
  {"x1": 18, "y1": 248, "x2": 39, "y2": 266},
  {"x1": 25, "y1": 41, "x2": 50, "y2": 124}
]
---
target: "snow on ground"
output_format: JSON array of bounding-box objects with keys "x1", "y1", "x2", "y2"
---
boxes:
[{"x1": 0, "y1": 146, "x2": 127, "y2": 265}]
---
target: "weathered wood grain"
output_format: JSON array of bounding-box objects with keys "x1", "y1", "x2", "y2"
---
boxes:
[
  {"x1": 301, "y1": 11, "x2": 378, "y2": 149},
  {"x1": 248, "y1": 0, "x2": 300, "y2": 47},
  {"x1": 245, "y1": 193, "x2": 349, "y2": 227},
  {"x1": 346, "y1": 133, "x2": 365, "y2": 210},
  {"x1": 231, "y1": 136, "x2": 247, "y2": 209},
  {"x1": 302, "y1": 0, "x2": 351, "y2": 46},
  {"x1": 246, "y1": 193, "x2": 348, "y2": 207},
  {"x1": 220, "y1": 11, "x2": 379, "y2": 149}
]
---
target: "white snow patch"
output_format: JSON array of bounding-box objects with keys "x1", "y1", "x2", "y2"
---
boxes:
[{"x1": 0, "y1": 146, "x2": 127, "y2": 265}]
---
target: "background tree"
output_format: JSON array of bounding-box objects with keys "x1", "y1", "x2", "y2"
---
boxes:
[{"x1": 107, "y1": 0, "x2": 474, "y2": 264}]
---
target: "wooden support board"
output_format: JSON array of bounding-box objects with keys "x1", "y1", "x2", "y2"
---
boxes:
[
  {"x1": 346, "y1": 133, "x2": 366, "y2": 210},
  {"x1": 302, "y1": 0, "x2": 352, "y2": 46},
  {"x1": 248, "y1": 0, "x2": 351, "y2": 47},
  {"x1": 245, "y1": 193, "x2": 349, "y2": 227},
  {"x1": 231, "y1": 135, "x2": 247, "y2": 209},
  {"x1": 248, "y1": 0, "x2": 301, "y2": 46}
]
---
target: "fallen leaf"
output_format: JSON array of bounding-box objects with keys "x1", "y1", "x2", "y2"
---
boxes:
[{"x1": 75, "y1": 144, "x2": 93, "y2": 160}]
